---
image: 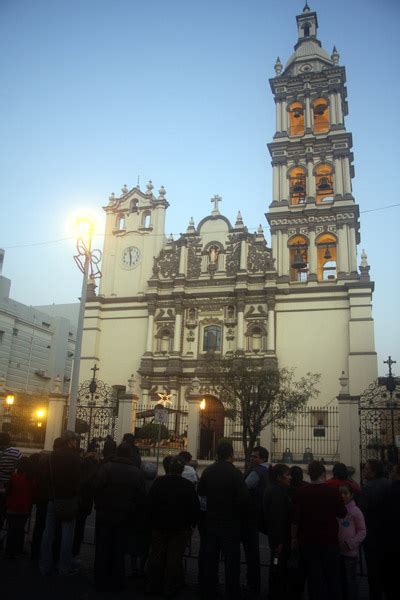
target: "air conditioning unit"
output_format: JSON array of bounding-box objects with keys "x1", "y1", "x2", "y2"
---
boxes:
[{"x1": 35, "y1": 369, "x2": 50, "y2": 379}]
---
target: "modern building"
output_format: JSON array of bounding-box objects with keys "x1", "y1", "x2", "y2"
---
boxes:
[
  {"x1": 0, "y1": 252, "x2": 78, "y2": 445},
  {"x1": 79, "y1": 5, "x2": 377, "y2": 468}
]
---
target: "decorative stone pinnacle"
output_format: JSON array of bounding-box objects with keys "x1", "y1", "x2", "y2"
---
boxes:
[
  {"x1": 187, "y1": 217, "x2": 196, "y2": 232},
  {"x1": 235, "y1": 211, "x2": 243, "y2": 225},
  {"x1": 331, "y1": 46, "x2": 340, "y2": 65},
  {"x1": 274, "y1": 56, "x2": 283, "y2": 75},
  {"x1": 257, "y1": 224, "x2": 264, "y2": 236},
  {"x1": 121, "y1": 185, "x2": 129, "y2": 195},
  {"x1": 146, "y1": 180, "x2": 154, "y2": 194},
  {"x1": 158, "y1": 185, "x2": 166, "y2": 199},
  {"x1": 303, "y1": 1, "x2": 310, "y2": 12},
  {"x1": 360, "y1": 249, "x2": 369, "y2": 268},
  {"x1": 108, "y1": 192, "x2": 116, "y2": 204}
]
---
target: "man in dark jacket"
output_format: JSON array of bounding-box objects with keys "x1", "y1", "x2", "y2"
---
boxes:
[
  {"x1": 145, "y1": 456, "x2": 200, "y2": 597},
  {"x1": 382, "y1": 463, "x2": 400, "y2": 600},
  {"x1": 263, "y1": 463, "x2": 292, "y2": 600},
  {"x1": 122, "y1": 432, "x2": 142, "y2": 468},
  {"x1": 93, "y1": 442, "x2": 146, "y2": 592},
  {"x1": 39, "y1": 430, "x2": 81, "y2": 576},
  {"x1": 359, "y1": 459, "x2": 391, "y2": 600},
  {"x1": 197, "y1": 442, "x2": 249, "y2": 600},
  {"x1": 292, "y1": 460, "x2": 346, "y2": 600}
]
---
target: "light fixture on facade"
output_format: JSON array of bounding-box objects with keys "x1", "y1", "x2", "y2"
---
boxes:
[
  {"x1": 200, "y1": 398, "x2": 206, "y2": 411},
  {"x1": 6, "y1": 394, "x2": 14, "y2": 406}
]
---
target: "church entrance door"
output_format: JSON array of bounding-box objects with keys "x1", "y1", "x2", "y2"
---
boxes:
[{"x1": 199, "y1": 396, "x2": 224, "y2": 460}]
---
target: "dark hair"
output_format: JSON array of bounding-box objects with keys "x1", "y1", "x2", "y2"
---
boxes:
[
  {"x1": 122, "y1": 433, "x2": 136, "y2": 446},
  {"x1": 163, "y1": 455, "x2": 174, "y2": 474},
  {"x1": 251, "y1": 446, "x2": 269, "y2": 462},
  {"x1": 332, "y1": 462, "x2": 348, "y2": 480},
  {"x1": 178, "y1": 451, "x2": 192, "y2": 463},
  {"x1": 0, "y1": 432, "x2": 11, "y2": 448},
  {"x1": 270, "y1": 463, "x2": 290, "y2": 483},
  {"x1": 116, "y1": 442, "x2": 133, "y2": 458},
  {"x1": 339, "y1": 482, "x2": 354, "y2": 496},
  {"x1": 289, "y1": 465, "x2": 304, "y2": 487},
  {"x1": 53, "y1": 437, "x2": 65, "y2": 451},
  {"x1": 217, "y1": 442, "x2": 234, "y2": 461},
  {"x1": 170, "y1": 456, "x2": 185, "y2": 475},
  {"x1": 366, "y1": 459, "x2": 385, "y2": 479},
  {"x1": 308, "y1": 460, "x2": 326, "y2": 481}
]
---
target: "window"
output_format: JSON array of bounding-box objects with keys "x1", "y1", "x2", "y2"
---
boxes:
[
  {"x1": 157, "y1": 328, "x2": 173, "y2": 354},
  {"x1": 288, "y1": 101, "x2": 305, "y2": 137},
  {"x1": 316, "y1": 233, "x2": 337, "y2": 281},
  {"x1": 246, "y1": 325, "x2": 265, "y2": 353},
  {"x1": 203, "y1": 325, "x2": 221, "y2": 352},
  {"x1": 116, "y1": 213, "x2": 126, "y2": 230},
  {"x1": 303, "y1": 24, "x2": 310, "y2": 37},
  {"x1": 288, "y1": 235, "x2": 309, "y2": 282},
  {"x1": 13, "y1": 328, "x2": 18, "y2": 336},
  {"x1": 312, "y1": 97, "x2": 330, "y2": 133},
  {"x1": 142, "y1": 211, "x2": 151, "y2": 228},
  {"x1": 289, "y1": 166, "x2": 307, "y2": 205},
  {"x1": 315, "y1": 163, "x2": 334, "y2": 204},
  {"x1": 130, "y1": 199, "x2": 138, "y2": 212}
]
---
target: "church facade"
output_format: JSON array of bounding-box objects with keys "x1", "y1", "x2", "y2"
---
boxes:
[{"x1": 80, "y1": 5, "x2": 377, "y2": 469}]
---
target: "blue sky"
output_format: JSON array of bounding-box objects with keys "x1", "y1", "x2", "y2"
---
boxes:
[{"x1": 1, "y1": 0, "x2": 399, "y2": 374}]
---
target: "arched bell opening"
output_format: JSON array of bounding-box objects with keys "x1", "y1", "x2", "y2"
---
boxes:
[
  {"x1": 316, "y1": 233, "x2": 337, "y2": 281},
  {"x1": 314, "y1": 163, "x2": 334, "y2": 204},
  {"x1": 288, "y1": 101, "x2": 305, "y2": 137},
  {"x1": 288, "y1": 234, "x2": 309, "y2": 282},
  {"x1": 312, "y1": 97, "x2": 330, "y2": 134},
  {"x1": 289, "y1": 166, "x2": 307, "y2": 205}
]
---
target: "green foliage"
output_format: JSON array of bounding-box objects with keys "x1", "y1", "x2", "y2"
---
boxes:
[
  {"x1": 207, "y1": 352, "x2": 320, "y2": 462},
  {"x1": 137, "y1": 422, "x2": 169, "y2": 444}
]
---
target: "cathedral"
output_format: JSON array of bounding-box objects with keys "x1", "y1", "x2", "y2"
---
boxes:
[{"x1": 80, "y1": 5, "x2": 377, "y2": 469}]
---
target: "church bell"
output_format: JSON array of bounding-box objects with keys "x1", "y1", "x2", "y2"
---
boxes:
[{"x1": 291, "y1": 245, "x2": 307, "y2": 270}]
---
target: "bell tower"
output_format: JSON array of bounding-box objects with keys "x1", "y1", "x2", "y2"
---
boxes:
[{"x1": 267, "y1": 3, "x2": 359, "y2": 283}]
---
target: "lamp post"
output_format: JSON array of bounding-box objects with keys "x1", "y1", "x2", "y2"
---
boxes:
[{"x1": 67, "y1": 218, "x2": 102, "y2": 431}]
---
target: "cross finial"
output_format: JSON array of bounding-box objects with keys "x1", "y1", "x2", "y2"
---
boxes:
[
  {"x1": 211, "y1": 194, "x2": 222, "y2": 215},
  {"x1": 384, "y1": 356, "x2": 396, "y2": 377},
  {"x1": 91, "y1": 364, "x2": 99, "y2": 379}
]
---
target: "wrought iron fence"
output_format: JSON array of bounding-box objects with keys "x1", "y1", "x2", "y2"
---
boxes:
[
  {"x1": 135, "y1": 404, "x2": 188, "y2": 457},
  {"x1": 271, "y1": 406, "x2": 340, "y2": 464}
]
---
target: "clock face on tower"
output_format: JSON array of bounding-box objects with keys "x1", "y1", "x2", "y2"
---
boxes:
[{"x1": 121, "y1": 246, "x2": 141, "y2": 269}]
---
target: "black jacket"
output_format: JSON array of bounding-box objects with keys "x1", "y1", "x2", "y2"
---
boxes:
[
  {"x1": 94, "y1": 456, "x2": 146, "y2": 525},
  {"x1": 147, "y1": 474, "x2": 200, "y2": 530},
  {"x1": 197, "y1": 460, "x2": 249, "y2": 526},
  {"x1": 359, "y1": 477, "x2": 391, "y2": 550},
  {"x1": 43, "y1": 448, "x2": 81, "y2": 500},
  {"x1": 263, "y1": 483, "x2": 292, "y2": 548}
]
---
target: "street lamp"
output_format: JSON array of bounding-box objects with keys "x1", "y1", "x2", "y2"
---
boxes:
[
  {"x1": 67, "y1": 215, "x2": 102, "y2": 431},
  {"x1": 6, "y1": 394, "x2": 14, "y2": 406}
]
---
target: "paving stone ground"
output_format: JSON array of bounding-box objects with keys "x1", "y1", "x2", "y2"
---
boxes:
[{"x1": 0, "y1": 510, "x2": 369, "y2": 600}]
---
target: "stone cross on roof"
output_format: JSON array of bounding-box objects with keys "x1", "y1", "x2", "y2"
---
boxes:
[{"x1": 211, "y1": 194, "x2": 222, "y2": 215}]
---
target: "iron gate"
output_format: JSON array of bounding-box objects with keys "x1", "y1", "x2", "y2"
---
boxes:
[
  {"x1": 75, "y1": 366, "x2": 117, "y2": 450},
  {"x1": 359, "y1": 375, "x2": 400, "y2": 470}
]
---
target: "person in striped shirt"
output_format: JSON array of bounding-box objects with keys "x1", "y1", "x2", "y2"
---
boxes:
[{"x1": 0, "y1": 432, "x2": 22, "y2": 527}]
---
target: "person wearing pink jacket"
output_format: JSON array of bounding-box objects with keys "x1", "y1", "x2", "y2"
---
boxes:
[{"x1": 338, "y1": 483, "x2": 366, "y2": 600}]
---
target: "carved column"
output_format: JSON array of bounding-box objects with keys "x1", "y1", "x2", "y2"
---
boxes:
[
  {"x1": 308, "y1": 229, "x2": 317, "y2": 280},
  {"x1": 337, "y1": 225, "x2": 350, "y2": 275},
  {"x1": 329, "y1": 92, "x2": 337, "y2": 125},
  {"x1": 273, "y1": 165, "x2": 280, "y2": 201},
  {"x1": 271, "y1": 231, "x2": 278, "y2": 265},
  {"x1": 266, "y1": 295, "x2": 276, "y2": 352},
  {"x1": 334, "y1": 156, "x2": 344, "y2": 196},
  {"x1": 275, "y1": 99, "x2": 282, "y2": 132},
  {"x1": 281, "y1": 231, "x2": 289, "y2": 275},
  {"x1": 281, "y1": 100, "x2": 288, "y2": 132},
  {"x1": 173, "y1": 302, "x2": 183, "y2": 353},
  {"x1": 146, "y1": 301, "x2": 156, "y2": 354},
  {"x1": 304, "y1": 95, "x2": 311, "y2": 131},
  {"x1": 281, "y1": 164, "x2": 289, "y2": 201},
  {"x1": 336, "y1": 93, "x2": 344, "y2": 125},
  {"x1": 342, "y1": 158, "x2": 352, "y2": 195},
  {"x1": 349, "y1": 227, "x2": 357, "y2": 273},
  {"x1": 237, "y1": 296, "x2": 245, "y2": 351},
  {"x1": 307, "y1": 158, "x2": 315, "y2": 198},
  {"x1": 240, "y1": 239, "x2": 247, "y2": 270},
  {"x1": 178, "y1": 241, "x2": 187, "y2": 276}
]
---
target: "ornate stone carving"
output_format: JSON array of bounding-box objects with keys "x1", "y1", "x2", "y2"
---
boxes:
[
  {"x1": 153, "y1": 245, "x2": 179, "y2": 279},
  {"x1": 247, "y1": 237, "x2": 274, "y2": 273},
  {"x1": 225, "y1": 236, "x2": 241, "y2": 276},
  {"x1": 187, "y1": 241, "x2": 202, "y2": 278}
]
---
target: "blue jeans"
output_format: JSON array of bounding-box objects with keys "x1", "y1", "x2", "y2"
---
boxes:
[{"x1": 39, "y1": 500, "x2": 75, "y2": 575}]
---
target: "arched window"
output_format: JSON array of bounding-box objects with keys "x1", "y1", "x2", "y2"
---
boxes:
[
  {"x1": 288, "y1": 235, "x2": 309, "y2": 282},
  {"x1": 312, "y1": 97, "x2": 330, "y2": 133},
  {"x1": 316, "y1": 233, "x2": 337, "y2": 281},
  {"x1": 288, "y1": 101, "x2": 305, "y2": 137},
  {"x1": 203, "y1": 325, "x2": 221, "y2": 352},
  {"x1": 303, "y1": 23, "x2": 310, "y2": 37},
  {"x1": 116, "y1": 213, "x2": 125, "y2": 230},
  {"x1": 142, "y1": 211, "x2": 151, "y2": 228},
  {"x1": 130, "y1": 199, "x2": 138, "y2": 212},
  {"x1": 157, "y1": 328, "x2": 173, "y2": 354},
  {"x1": 289, "y1": 166, "x2": 307, "y2": 205},
  {"x1": 315, "y1": 163, "x2": 334, "y2": 204}
]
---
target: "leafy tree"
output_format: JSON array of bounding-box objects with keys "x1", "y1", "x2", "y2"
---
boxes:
[
  {"x1": 207, "y1": 352, "x2": 320, "y2": 464},
  {"x1": 137, "y1": 422, "x2": 169, "y2": 445}
]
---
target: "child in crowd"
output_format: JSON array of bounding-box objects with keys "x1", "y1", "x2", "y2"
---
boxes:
[
  {"x1": 338, "y1": 482, "x2": 367, "y2": 600},
  {"x1": 5, "y1": 457, "x2": 35, "y2": 558}
]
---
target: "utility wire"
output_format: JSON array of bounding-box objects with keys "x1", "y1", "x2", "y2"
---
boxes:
[{"x1": 2, "y1": 202, "x2": 399, "y2": 250}]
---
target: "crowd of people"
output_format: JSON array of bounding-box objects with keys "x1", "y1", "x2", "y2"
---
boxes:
[{"x1": 0, "y1": 429, "x2": 399, "y2": 599}]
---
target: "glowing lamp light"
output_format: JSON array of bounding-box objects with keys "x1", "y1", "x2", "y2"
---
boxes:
[
  {"x1": 6, "y1": 394, "x2": 14, "y2": 406},
  {"x1": 200, "y1": 398, "x2": 206, "y2": 411},
  {"x1": 36, "y1": 409, "x2": 46, "y2": 419}
]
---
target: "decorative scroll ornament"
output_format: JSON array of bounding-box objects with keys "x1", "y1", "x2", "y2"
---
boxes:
[
  {"x1": 247, "y1": 238, "x2": 274, "y2": 273},
  {"x1": 153, "y1": 246, "x2": 179, "y2": 279}
]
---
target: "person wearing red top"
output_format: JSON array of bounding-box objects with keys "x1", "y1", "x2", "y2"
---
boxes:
[
  {"x1": 326, "y1": 462, "x2": 361, "y2": 496},
  {"x1": 292, "y1": 461, "x2": 346, "y2": 600},
  {"x1": 5, "y1": 457, "x2": 34, "y2": 558}
]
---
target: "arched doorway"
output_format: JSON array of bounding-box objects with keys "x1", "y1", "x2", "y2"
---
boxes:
[{"x1": 199, "y1": 396, "x2": 225, "y2": 460}]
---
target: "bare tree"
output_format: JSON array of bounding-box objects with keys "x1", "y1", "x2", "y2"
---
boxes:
[{"x1": 208, "y1": 352, "x2": 320, "y2": 464}]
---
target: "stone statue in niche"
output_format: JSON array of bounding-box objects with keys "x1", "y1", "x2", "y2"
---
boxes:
[
  {"x1": 209, "y1": 245, "x2": 219, "y2": 264},
  {"x1": 188, "y1": 308, "x2": 196, "y2": 321}
]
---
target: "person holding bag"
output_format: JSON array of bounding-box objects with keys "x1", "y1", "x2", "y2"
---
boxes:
[{"x1": 39, "y1": 430, "x2": 81, "y2": 576}]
